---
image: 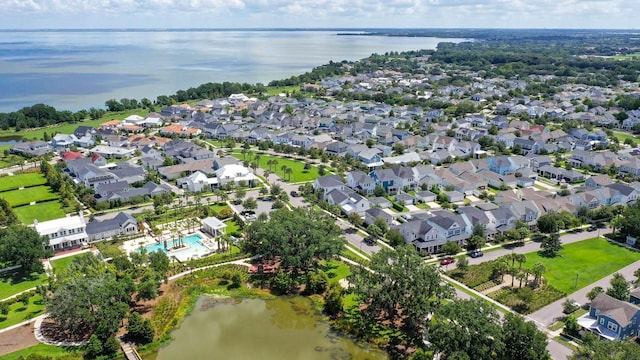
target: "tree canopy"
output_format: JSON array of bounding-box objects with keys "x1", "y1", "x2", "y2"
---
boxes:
[
  {"x1": 349, "y1": 245, "x2": 453, "y2": 335},
  {"x1": 243, "y1": 207, "x2": 343, "y2": 273},
  {"x1": 0, "y1": 225, "x2": 52, "y2": 273}
]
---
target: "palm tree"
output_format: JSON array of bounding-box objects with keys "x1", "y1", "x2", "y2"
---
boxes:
[
  {"x1": 280, "y1": 164, "x2": 287, "y2": 178},
  {"x1": 532, "y1": 262, "x2": 547, "y2": 288},
  {"x1": 494, "y1": 258, "x2": 509, "y2": 282},
  {"x1": 241, "y1": 148, "x2": 247, "y2": 160},
  {"x1": 517, "y1": 270, "x2": 527, "y2": 288},
  {"x1": 251, "y1": 161, "x2": 258, "y2": 174},
  {"x1": 515, "y1": 253, "x2": 527, "y2": 270},
  {"x1": 264, "y1": 170, "x2": 271, "y2": 184},
  {"x1": 284, "y1": 167, "x2": 292, "y2": 182},
  {"x1": 255, "y1": 154, "x2": 262, "y2": 168}
]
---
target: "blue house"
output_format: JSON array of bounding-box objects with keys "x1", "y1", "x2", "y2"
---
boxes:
[
  {"x1": 488, "y1": 156, "x2": 514, "y2": 175},
  {"x1": 579, "y1": 293, "x2": 640, "y2": 341}
]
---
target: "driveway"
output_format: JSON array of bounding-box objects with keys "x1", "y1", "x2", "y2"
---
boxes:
[{"x1": 336, "y1": 219, "x2": 382, "y2": 256}]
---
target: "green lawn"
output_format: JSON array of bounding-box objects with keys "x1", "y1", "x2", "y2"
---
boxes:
[
  {"x1": 0, "y1": 269, "x2": 47, "y2": 300},
  {"x1": 613, "y1": 131, "x2": 638, "y2": 144},
  {"x1": 225, "y1": 220, "x2": 240, "y2": 235},
  {"x1": 320, "y1": 260, "x2": 351, "y2": 285},
  {"x1": 1, "y1": 186, "x2": 59, "y2": 207},
  {"x1": 0, "y1": 294, "x2": 46, "y2": 330},
  {"x1": 13, "y1": 201, "x2": 65, "y2": 224},
  {"x1": 524, "y1": 238, "x2": 640, "y2": 293},
  {"x1": 0, "y1": 343, "x2": 80, "y2": 360},
  {"x1": 50, "y1": 255, "x2": 83, "y2": 272},
  {"x1": 232, "y1": 151, "x2": 321, "y2": 182},
  {"x1": 0, "y1": 109, "x2": 150, "y2": 141},
  {"x1": 264, "y1": 85, "x2": 300, "y2": 96},
  {"x1": 0, "y1": 173, "x2": 47, "y2": 192}
]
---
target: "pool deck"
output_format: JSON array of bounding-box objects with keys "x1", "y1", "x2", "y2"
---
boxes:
[{"x1": 121, "y1": 229, "x2": 223, "y2": 263}]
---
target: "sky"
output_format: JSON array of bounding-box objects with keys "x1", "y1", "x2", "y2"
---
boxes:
[{"x1": 0, "y1": 0, "x2": 637, "y2": 29}]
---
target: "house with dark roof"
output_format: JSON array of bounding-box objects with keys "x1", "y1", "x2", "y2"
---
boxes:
[
  {"x1": 313, "y1": 175, "x2": 345, "y2": 198},
  {"x1": 86, "y1": 212, "x2": 138, "y2": 242},
  {"x1": 578, "y1": 293, "x2": 640, "y2": 341},
  {"x1": 364, "y1": 208, "x2": 394, "y2": 227}
]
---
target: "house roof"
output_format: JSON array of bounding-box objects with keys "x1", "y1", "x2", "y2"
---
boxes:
[
  {"x1": 591, "y1": 293, "x2": 640, "y2": 327},
  {"x1": 86, "y1": 212, "x2": 135, "y2": 235}
]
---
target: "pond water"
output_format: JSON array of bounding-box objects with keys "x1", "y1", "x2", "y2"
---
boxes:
[{"x1": 151, "y1": 296, "x2": 388, "y2": 360}]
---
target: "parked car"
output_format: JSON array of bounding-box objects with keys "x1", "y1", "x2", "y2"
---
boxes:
[
  {"x1": 440, "y1": 257, "x2": 455, "y2": 265},
  {"x1": 470, "y1": 251, "x2": 484, "y2": 258},
  {"x1": 588, "y1": 225, "x2": 597, "y2": 232},
  {"x1": 261, "y1": 196, "x2": 273, "y2": 201},
  {"x1": 290, "y1": 191, "x2": 299, "y2": 197},
  {"x1": 245, "y1": 214, "x2": 257, "y2": 220}
]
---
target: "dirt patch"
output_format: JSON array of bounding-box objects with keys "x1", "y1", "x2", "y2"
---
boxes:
[
  {"x1": 40, "y1": 318, "x2": 91, "y2": 343},
  {"x1": 0, "y1": 322, "x2": 39, "y2": 356}
]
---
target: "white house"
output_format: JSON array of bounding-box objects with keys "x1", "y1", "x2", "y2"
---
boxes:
[
  {"x1": 215, "y1": 164, "x2": 258, "y2": 187},
  {"x1": 34, "y1": 213, "x2": 87, "y2": 251},
  {"x1": 178, "y1": 171, "x2": 217, "y2": 192},
  {"x1": 85, "y1": 212, "x2": 139, "y2": 242}
]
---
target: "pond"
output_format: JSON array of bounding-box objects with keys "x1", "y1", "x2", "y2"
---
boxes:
[
  {"x1": 149, "y1": 296, "x2": 388, "y2": 360},
  {"x1": 0, "y1": 135, "x2": 23, "y2": 146}
]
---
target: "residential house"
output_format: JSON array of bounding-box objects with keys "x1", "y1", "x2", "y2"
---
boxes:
[
  {"x1": 325, "y1": 188, "x2": 370, "y2": 216},
  {"x1": 578, "y1": 293, "x2": 640, "y2": 341},
  {"x1": 34, "y1": 213, "x2": 87, "y2": 251},
  {"x1": 10, "y1": 141, "x2": 52, "y2": 157},
  {"x1": 346, "y1": 170, "x2": 376, "y2": 196},
  {"x1": 364, "y1": 208, "x2": 395, "y2": 227},
  {"x1": 313, "y1": 175, "x2": 345, "y2": 198},
  {"x1": 86, "y1": 212, "x2": 139, "y2": 242}
]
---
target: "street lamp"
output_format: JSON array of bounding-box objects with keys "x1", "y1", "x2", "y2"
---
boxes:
[{"x1": 575, "y1": 273, "x2": 579, "y2": 289}]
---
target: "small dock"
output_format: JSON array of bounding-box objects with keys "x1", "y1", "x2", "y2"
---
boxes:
[{"x1": 120, "y1": 340, "x2": 142, "y2": 360}]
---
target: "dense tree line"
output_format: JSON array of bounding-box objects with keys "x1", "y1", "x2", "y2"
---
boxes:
[
  {"x1": 0, "y1": 225, "x2": 52, "y2": 273},
  {"x1": 0, "y1": 198, "x2": 18, "y2": 227}
]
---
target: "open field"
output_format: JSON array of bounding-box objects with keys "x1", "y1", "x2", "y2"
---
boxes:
[
  {"x1": 0, "y1": 344, "x2": 78, "y2": 360},
  {"x1": 0, "y1": 173, "x2": 47, "y2": 192},
  {"x1": 0, "y1": 295, "x2": 46, "y2": 331},
  {"x1": 50, "y1": 254, "x2": 85, "y2": 272},
  {"x1": 264, "y1": 85, "x2": 300, "y2": 96},
  {"x1": 524, "y1": 238, "x2": 640, "y2": 293},
  {"x1": 232, "y1": 151, "x2": 321, "y2": 182},
  {"x1": 1, "y1": 186, "x2": 59, "y2": 207},
  {"x1": 0, "y1": 270, "x2": 47, "y2": 300},
  {"x1": 613, "y1": 131, "x2": 639, "y2": 144},
  {"x1": 612, "y1": 53, "x2": 640, "y2": 61},
  {"x1": 0, "y1": 108, "x2": 150, "y2": 141},
  {"x1": 13, "y1": 201, "x2": 65, "y2": 225}
]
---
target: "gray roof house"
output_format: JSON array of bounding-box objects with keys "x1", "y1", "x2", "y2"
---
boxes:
[{"x1": 86, "y1": 212, "x2": 138, "y2": 242}]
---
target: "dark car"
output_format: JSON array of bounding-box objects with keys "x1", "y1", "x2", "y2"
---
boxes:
[
  {"x1": 290, "y1": 191, "x2": 299, "y2": 197},
  {"x1": 440, "y1": 257, "x2": 455, "y2": 265},
  {"x1": 588, "y1": 225, "x2": 597, "y2": 232},
  {"x1": 261, "y1": 196, "x2": 273, "y2": 201},
  {"x1": 470, "y1": 251, "x2": 484, "y2": 258}
]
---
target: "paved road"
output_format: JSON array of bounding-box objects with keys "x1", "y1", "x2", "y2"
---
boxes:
[{"x1": 336, "y1": 220, "x2": 382, "y2": 256}]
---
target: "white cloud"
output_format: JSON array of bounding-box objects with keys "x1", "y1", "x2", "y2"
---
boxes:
[{"x1": 0, "y1": 0, "x2": 637, "y2": 28}]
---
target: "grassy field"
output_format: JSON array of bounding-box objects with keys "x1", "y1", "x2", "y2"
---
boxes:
[
  {"x1": 0, "y1": 173, "x2": 47, "y2": 192},
  {"x1": 0, "y1": 108, "x2": 150, "y2": 141},
  {"x1": 0, "y1": 344, "x2": 80, "y2": 360},
  {"x1": 613, "y1": 131, "x2": 639, "y2": 144},
  {"x1": 1, "y1": 186, "x2": 59, "y2": 207},
  {"x1": 613, "y1": 53, "x2": 640, "y2": 61},
  {"x1": 0, "y1": 294, "x2": 46, "y2": 330},
  {"x1": 233, "y1": 151, "x2": 321, "y2": 182},
  {"x1": 264, "y1": 85, "x2": 300, "y2": 96},
  {"x1": 13, "y1": 201, "x2": 65, "y2": 224},
  {"x1": 50, "y1": 254, "x2": 84, "y2": 272},
  {"x1": 0, "y1": 269, "x2": 47, "y2": 300},
  {"x1": 524, "y1": 238, "x2": 640, "y2": 293}
]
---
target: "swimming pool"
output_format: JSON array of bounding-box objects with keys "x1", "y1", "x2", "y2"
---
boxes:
[{"x1": 142, "y1": 234, "x2": 209, "y2": 262}]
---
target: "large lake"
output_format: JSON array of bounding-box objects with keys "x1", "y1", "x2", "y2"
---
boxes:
[
  {"x1": 150, "y1": 296, "x2": 388, "y2": 360},
  {"x1": 0, "y1": 30, "x2": 459, "y2": 112}
]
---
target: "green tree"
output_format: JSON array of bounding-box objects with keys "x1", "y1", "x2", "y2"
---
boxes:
[
  {"x1": 586, "y1": 286, "x2": 604, "y2": 301},
  {"x1": 537, "y1": 213, "x2": 560, "y2": 234},
  {"x1": 457, "y1": 256, "x2": 469, "y2": 271},
  {"x1": 0, "y1": 225, "x2": 52, "y2": 273},
  {"x1": 85, "y1": 334, "x2": 103, "y2": 359},
  {"x1": 349, "y1": 245, "x2": 453, "y2": 335},
  {"x1": 531, "y1": 262, "x2": 547, "y2": 288},
  {"x1": 373, "y1": 184, "x2": 387, "y2": 197},
  {"x1": 540, "y1": 233, "x2": 562, "y2": 257},
  {"x1": 244, "y1": 208, "x2": 343, "y2": 274},
  {"x1": 429, "y1": 299, "x2": 504, "y2": 360},
  {"x1": 242, "y1": 197, "x2": 258, "y2": 212},
  {"x1": 324, "y1": 282, "x2": 343, "y2": 317},
  {"x1": 442, "y1": 241, "x2": 462, "y2": 256},
  {"x1": 571, "y1": 332, "x2": 640, "y2": 359},
  {"x1": 126, "y1": 312, "x2": 155, "y2": 344},
  {"x1": 499, "y1": 314, "x2": 550, "y2": 360},
  {"x1": 385, "y1": 228, "x2": 404, "y2": 247},
  {"x1": 148, "y1": 250, "x2": 170, "y2": 279},
  {"x1": 347, "y1": 212, "x2": 363, "y2": 227},
  {"x1": 606, "y1": 272, "x2": 629, "y2": 301}
]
